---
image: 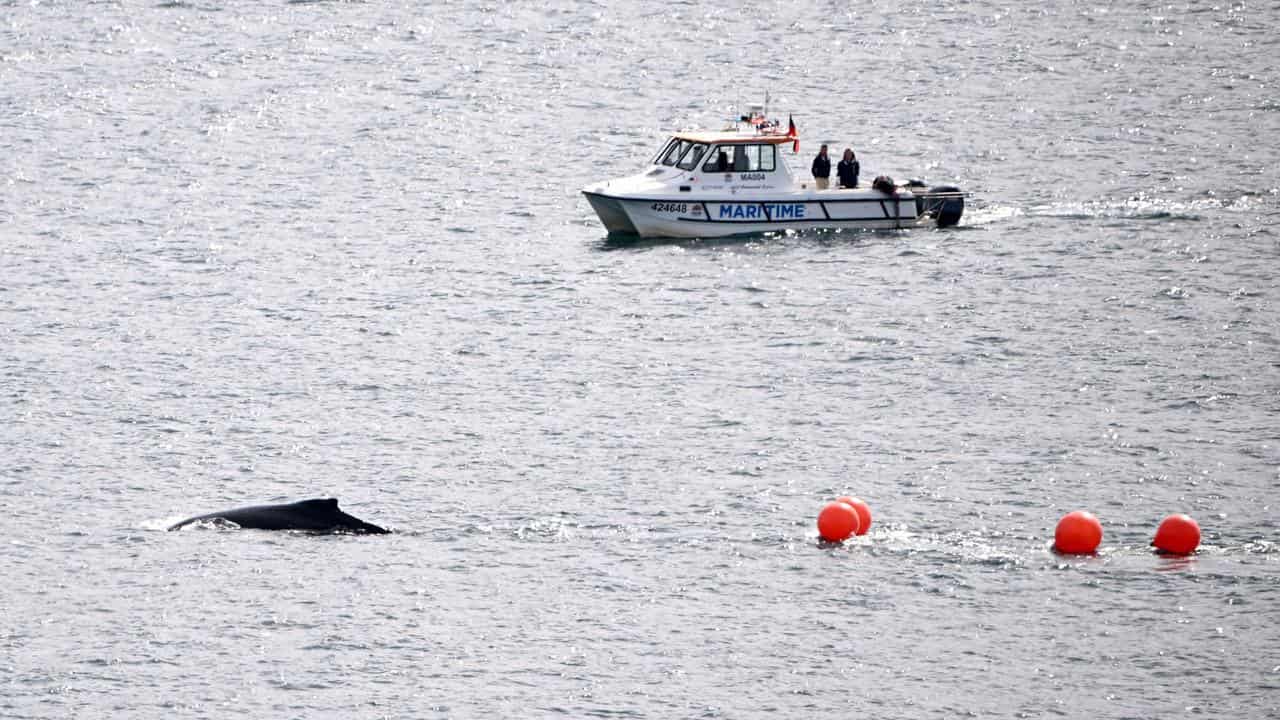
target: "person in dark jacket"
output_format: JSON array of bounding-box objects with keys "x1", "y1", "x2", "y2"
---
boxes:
[
  {"x1": 811, "y1": 145, "x2": 831, "y2": 190},
  {"x1": 837, "y1": 148, "x2": 860, "y2": 189}
]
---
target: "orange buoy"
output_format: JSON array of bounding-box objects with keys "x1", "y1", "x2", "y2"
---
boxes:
[
  {"x1": 1054, "y1": 510, "x2": 1102, "y2": 554},
  {"x1": 835, "y1": 496, "x2": 873, "y2": 536},
  {"x1": 1153, "y1": 514, "x2": 1201, "y2": 555},
  {"x1": 817, "y1": 501, "x2": 860, "y2": 542}
]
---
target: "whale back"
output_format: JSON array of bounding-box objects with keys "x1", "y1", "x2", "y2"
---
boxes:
[{"x1": 169, "y1": 498, "x2": 389, "y2": 534}]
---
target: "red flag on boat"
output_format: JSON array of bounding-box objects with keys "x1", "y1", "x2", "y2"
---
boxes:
[{"x1": 787, "y1": 114, "x2": 798, "y2": 152}]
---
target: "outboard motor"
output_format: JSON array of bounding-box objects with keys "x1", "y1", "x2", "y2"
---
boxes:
[{"x1": 921, "y1": 185, "x2": 964, "y2": 227}]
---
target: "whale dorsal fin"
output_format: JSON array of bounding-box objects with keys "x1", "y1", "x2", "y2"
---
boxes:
[{"x1": 296, "y1": 498, "x2": 340, "y2": 510}]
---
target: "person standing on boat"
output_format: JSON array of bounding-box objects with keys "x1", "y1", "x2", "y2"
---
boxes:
[
  {"x1": 811, "y1": 145, "x2": 831, "y2": 190},
  {"x1": 837, "y1": 148, "x2": 860, "y2": 189}
]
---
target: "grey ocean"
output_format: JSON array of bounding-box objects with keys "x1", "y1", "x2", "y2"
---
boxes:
[{"x1": 2, "y1": 1, "x2": 1278, "y2": 717}]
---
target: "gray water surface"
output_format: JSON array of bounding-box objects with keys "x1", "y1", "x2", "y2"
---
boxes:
[{"x1": 2, "y1": 1, "x2": 1278, "y2": 717}]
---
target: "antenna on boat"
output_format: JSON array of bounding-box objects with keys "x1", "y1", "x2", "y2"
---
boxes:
[{"x1": 764, "y1": 90, "x2": 770, "y2": 118}]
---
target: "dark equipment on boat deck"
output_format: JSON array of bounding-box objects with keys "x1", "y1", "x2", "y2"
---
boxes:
[{"x1": 872, "y1": 175, "x2": 897, "y2": 194}]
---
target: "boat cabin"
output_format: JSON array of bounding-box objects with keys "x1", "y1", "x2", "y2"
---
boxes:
[{"x1": 648, "y1": 131, "x2": 798, "y2": 192}]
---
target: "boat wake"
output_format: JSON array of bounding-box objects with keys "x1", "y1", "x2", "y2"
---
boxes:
[
  {"x1": 960, "y1": 203, "x2": 1023, "y2": 227},
  {"x1": 1031, "y1": 192, "x2": 1269, "y2": 221},
  {"x1": 1027, "y1": 198, "x2": 1207, "y2": 221},
  {"x1": 963, "y1": 191, "x2": 1270, "y2": 227}
]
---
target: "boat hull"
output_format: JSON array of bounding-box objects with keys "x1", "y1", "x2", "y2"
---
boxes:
[{"x1": 582, "y1": 189, "x2": 958, "y2": 239}]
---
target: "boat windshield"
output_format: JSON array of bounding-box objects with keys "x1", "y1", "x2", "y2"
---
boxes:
[
  {"x1": 653, "y1": 138, "x2": 710, "y2": 170},
  {"x1": 651, "y1": 138, "x2": 677, "y2": 164},
  {"x1": 677, "y1": 144, "x2": 708, "y2": 170}
]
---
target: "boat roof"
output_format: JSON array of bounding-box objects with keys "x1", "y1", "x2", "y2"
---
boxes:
[{"x1": 671, "y1": 130, "x2": 794, "y2": 146}]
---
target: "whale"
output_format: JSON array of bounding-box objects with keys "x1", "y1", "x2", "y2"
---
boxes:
[{"x1": 168, "y1": 498, "x2": 389, "y2": 534}]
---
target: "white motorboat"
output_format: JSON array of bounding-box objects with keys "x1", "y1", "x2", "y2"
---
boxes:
[{"x1": 582, "y1": 110, "x2": 965, "y2": 239}]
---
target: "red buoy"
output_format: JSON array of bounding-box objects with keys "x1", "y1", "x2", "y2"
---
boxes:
[
  {"x1": 817, "y1": 501, "x2": 860, "y2": 542},
  {"x1": 835, "y1": 496, "x2": 873, "y2": 536},
  {"x1": 1153, "y1": 514, "x2": 1201, "y2": 555},
  {"x1": 1054, "y1": 510, "x2": 1102, "y2": 554}
]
